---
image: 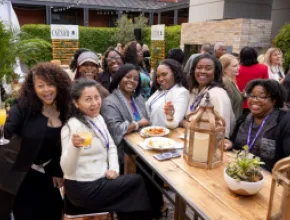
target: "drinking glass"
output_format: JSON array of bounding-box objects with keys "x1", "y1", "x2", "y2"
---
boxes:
[
  {"x1": 0, "y1": 104, "x2": 9, "y2": 145},
  {"x1": 78, "y1": 132, "x2": 93, "y2": 146}
]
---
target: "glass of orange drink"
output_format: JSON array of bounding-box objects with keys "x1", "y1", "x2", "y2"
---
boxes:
[
  {"x1": 78, "y1": 132, "x2": 93, "y2": 146},
  {"x1": 0, "y1": 104, "x2": 9, "y2": 145}
]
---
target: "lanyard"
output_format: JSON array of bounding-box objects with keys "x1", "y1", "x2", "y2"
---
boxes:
[
  {"x1": 88, "y1": 119, "x2": 109, "y2": 149},
  {"x1": 130, "y1": 97, "x2": 141, "y2": 121},
  {"x1": 190, "y1": 87, "x2": 209, "y2": 112},
  {"x1": 149, "y1": 85, "x2": 176, "y2": 113},
  {"x1": 247, "y1": 113, "x2": 271, "y2": 151}
]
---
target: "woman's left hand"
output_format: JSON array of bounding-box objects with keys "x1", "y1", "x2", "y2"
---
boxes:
[
  {"x1": 52, "y1": 177, "x2": 64, "y2": 188},
  {"x1": 164, "y1": 101, "x2": 175, "y2": 116},
  {"x1": 105, "y1": 170, "x2": 118, "y2": 180}
]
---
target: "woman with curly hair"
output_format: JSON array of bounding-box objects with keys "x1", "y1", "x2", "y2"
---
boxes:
[
  {"x1": 147, "y1": 58, "x2": 189, "y2": 129},
  {"x1": 123, "y1": 41, "x2": 151, "y2": 100},
  {"x1": 0, "y1": 62, "x2": 71, "y2": 220},
  {"x1": 100, "y1": 47, "x2": 124, "y2": 90}
]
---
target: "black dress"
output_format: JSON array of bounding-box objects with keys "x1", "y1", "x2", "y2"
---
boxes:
[{"x1": 12, "y1": 126, "x2": 63, "y2": 220}]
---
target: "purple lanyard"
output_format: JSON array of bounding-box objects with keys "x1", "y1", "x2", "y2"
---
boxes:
[
  {"x1": 149, "y1": 92, "x2": 166, "y2": 113},
  {"x1": 89, "y1": 120, "x2": 109, "y2": 149},
  {"x1": 190, "y1": 93, "x2": 204, "y2": 112},
  {"x1": 247, "y1": 114, "x2": 271, "y2": 151}
]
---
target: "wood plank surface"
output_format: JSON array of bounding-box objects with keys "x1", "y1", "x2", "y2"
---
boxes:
[{"x1": 124, "y1": 128, "x2": 280, "y2": 220}]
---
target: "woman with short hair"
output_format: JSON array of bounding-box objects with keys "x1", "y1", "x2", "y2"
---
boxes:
[{"x1": 228, "y1": 79, "x2": 290, "y2": 171}]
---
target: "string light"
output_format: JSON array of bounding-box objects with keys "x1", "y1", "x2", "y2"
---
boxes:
[{"x1": 53, "y1": 0, "x2": 80, "y2": 12}]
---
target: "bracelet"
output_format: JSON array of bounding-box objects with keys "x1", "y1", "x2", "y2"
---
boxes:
[{"x1": 133, "y1": 121, "x2": 139, "y2": 131}]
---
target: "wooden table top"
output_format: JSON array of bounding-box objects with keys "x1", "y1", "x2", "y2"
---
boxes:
[{"x1": 124, "y1": 128, "x2": 283, "y2": 220}]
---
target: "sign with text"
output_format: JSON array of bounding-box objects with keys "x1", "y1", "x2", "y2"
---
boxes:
[
  {"x1": 50, "y1": 24, "x2": 79, "y2": 40},
  {"x1": 151, "y1": 24, "x2": 165, "y2": 41}
]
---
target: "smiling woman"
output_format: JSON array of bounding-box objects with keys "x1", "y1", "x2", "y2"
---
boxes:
[
  {"x1": 185, "y1": 54, "x2": 236, "y2": 138},
  {"x1": 1, "y1": 62, "x2": 71, "y2": 220}
]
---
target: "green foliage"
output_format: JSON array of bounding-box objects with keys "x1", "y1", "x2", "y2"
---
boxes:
[
  {"x1": 111, "y1": 15, "x2": 148, "y2": 46},
  {"x1": 226, "y1": 146, "x2": 264, "y2": 182},
  {"x1": 274, "y1": 24, "x2": 290, "y2": 70},
  {"x1": 165, "y1": 25, "x2": 181, "y2": 55}
]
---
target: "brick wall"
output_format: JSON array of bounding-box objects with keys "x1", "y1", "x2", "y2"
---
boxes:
[
  {"x1": 181, "y1": 18, "x2": 272, "y2": 53},
  {"x1": 14, "y1": 7, "x2": 45, "y2": 26}
]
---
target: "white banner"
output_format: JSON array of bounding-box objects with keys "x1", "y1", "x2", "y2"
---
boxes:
[
  {"x1": 151, "y1": 24, "x2": 165, "y2": 41},
  {"x1": 51, "y1": 24, "x2": 79, "y2": 40}
]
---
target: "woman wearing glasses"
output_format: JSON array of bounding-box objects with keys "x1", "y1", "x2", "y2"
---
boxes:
[
  {"x1": 100, "y1": 47, "x2": 124, "y2": 91},
  {"x1": 227, "y1": 79, "x2": 290, "y2": 171}
]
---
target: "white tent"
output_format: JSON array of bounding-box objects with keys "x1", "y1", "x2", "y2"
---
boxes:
[{"x1": 0, "y1": 0, "x2": 25, "y2": 91}]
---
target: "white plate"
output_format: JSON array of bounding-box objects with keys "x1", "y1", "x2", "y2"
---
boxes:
[
  {"x1": 140, "y1": 126, "x2": 170, "y2": 137},
  {"x1": 143, "y1": 137, "x2": 176, "y2": 150}
]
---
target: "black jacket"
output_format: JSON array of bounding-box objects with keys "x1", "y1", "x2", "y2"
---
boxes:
[
  {"x1": 0, "y1": 104, "x2": 63, "y2": 196},
  {"x1": 231, "y1": 110, "x2": 290, "y2": 172},
  {"x1": 100, "y1": 71, "x2": 111, "y2": 91}
]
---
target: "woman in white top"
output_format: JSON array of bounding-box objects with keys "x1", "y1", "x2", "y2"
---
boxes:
[
  {"x1": 146, "y1": 59, "x2": 190, "y2": 129},
  {"x1": 61, "y1": 79, "x2": 152, "y2": 220},
  {"x1": 182, "y1": 54, "x2": 235, "y2": 138},
  {"x1": 264, "y1": 48, "x2": 285, "y2": 82}
]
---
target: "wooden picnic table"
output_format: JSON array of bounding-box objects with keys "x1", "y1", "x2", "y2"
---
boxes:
[{"x1": 124, "y1": 128, "x2": 283, "y2": 220}]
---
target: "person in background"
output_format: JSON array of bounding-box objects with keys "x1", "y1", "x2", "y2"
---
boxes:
[
  {"x1": 231, "y1": 52, "x2": 240, "y2": 62},
  {"x1": 74, "y1": 51, "x2": 109, "y2": 98},
  {"x1": 228, "y1": 79, "x2": 290, "y2": 172},
  {"x1": 184, "y1": 43, "x2": 212, "y2": 75},
  {"x1": 214, "y1": 42, "x2": 227, "y2": 59},
  {"x1": 184, "y1": 54, "x2": 235, "y2": 138},
  {"x1": 282, "y1": 73, "x2": 290, "y2": 109},
  {"x1": 147, "y1": 59, "x2": 189, "y2": 129},
  {"x1": 257, "y1": 54, "x2": 265, "y2": 64},
  {"x1": 236, "y1": 47, "x2": 268, "y2": 113},
  {"x1": 0, "y1": 62, "x2": 71, "y2": 220},
  {"x1": 68, "y1": 48, "x2": 89, "y2": 80},
  {"x1": 61, "y1": 78, "x2": 153, "y2": 220},
  {"x1": 166, "y1": 48, "x2": 184, "y2": 66},
  {"x1": 101, "y1": 64, "x2": 149, "y2": 173},
  {"x1": 142, "y1": 44, "x2": 151, "y2": 73},
  {"x1": 100, "y1": 47, "x2": 124, "y2": 91},
  {"x1": 115, "y1": 43, "x2": 122, "y2": 53},
  {"x1": 123, "y1": 41, "x2": 151, "y2": 100},
  {"x1": 263, "y1": 48, "x2": 285, "y2": 82},
  {"x1": 220, "y1": 54, "x2": 243, "y2": 119}
]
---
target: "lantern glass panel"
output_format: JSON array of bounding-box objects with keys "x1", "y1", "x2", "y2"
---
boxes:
[
  {"x1": 191, "y1": 131, "x2": 210, "y2": 163},
  {"x1": 184, "y1": 128, "x2": 190, "y2": 155},
  {"x1": 213, "y1": 131, "x2": 223, "y2": 163}
]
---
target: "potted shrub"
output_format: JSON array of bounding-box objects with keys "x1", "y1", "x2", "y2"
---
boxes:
[{"x1": 224, "y1": 145, "x2": 265, "y2": 196}]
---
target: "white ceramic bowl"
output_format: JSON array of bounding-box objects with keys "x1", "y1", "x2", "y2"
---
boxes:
[{"x1": 224, "y1": 168, "x2": 265, "y2": 196}]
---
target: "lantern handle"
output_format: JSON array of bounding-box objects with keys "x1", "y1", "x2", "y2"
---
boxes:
[{"x1": 272, "y1": 156, "x2": 290, "y2": 173}]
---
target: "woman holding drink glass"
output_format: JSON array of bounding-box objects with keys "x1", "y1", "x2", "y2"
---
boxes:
[
  {"x1": 146, "y1": 58, "x2": 189, "y2": 128},
  {"x1": 0, "y1": 62, "x2": 71, "y2": 220},
  {"x1": 61, "y1": 78, "x2": 153, "y2": 220}
]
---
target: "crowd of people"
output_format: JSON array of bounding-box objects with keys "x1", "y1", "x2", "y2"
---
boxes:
[{"x1": 0, "y1": 40, "x2": 289, "y2": 220}]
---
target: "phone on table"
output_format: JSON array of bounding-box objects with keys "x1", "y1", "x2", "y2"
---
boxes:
[{"x1": 154, "y1": 151, "x2": 181, "y2": 161}]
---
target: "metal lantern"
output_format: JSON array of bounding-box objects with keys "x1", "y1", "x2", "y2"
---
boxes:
[
  {"x1": 183, "y1": 93, "x2": 225, "y2": 169},
  {"x1": 267, "y1": 156, "x2": 290, "y2": 220}
]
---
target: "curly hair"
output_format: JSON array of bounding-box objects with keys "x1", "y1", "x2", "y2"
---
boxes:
[
  {"x1": 123, "y1": 41, "x2": 145, "y2": 68},
  {"x1": 246, "y1": 79, "x2": 286, "y2": 108},
  {"x1": 102, "y1": 47, "x2": 124, "y2": 73},
  {"x1": 69, "y1": 48, "x2": 90, "y2": 72},
  {"x1": 189, "y1": 54, "x2": 223, "y2": 91},
  {"x1": 153, "y1": 58, "x2": 188, "y2": 91},
  {"x1": 18, "y1": 62, "x2": 71, "y2": 122},
  {"x1": 109, "y1": 63, "x2": 142, "y2": 97},
  {"x1": 67, "y1": 78, "x2": 104, "y2": 128}
]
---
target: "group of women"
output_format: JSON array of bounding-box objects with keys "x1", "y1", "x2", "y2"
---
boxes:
[{"x1": 0, "y1": 42, "x2": 290, "y2": 220}]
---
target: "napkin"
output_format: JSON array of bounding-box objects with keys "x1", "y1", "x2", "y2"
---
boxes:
[{"x1": 139, "y1": 141, "x2": 184, "y2": 150}]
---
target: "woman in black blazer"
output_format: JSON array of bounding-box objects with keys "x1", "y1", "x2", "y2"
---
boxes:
[{"x1": 0, "y1": 62, "x2": 71, "y2": 220}]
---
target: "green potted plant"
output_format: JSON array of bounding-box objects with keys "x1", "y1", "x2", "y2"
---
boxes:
[{"x1": 224, "y1": 145, "x2": 265, "y2": 196}]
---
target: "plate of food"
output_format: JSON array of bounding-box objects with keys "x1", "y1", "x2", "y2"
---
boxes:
[
  {"x1": 143, "y1": 137, "x2": 176, "y2": 150},
  {"x1": 140, "y1": 126, "x2": 170, "y2": 137}
]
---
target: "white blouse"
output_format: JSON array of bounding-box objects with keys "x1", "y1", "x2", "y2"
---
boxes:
[
  {"x1": 268, "y1": 66, "x2": 285, "y2": 82},
  {"x1": 186, "y1": 87, "x2": 236, "y2": 138},
  {"x1": 146, "y1": 84, "x2": 190, "y2": 129},
  {"x1": 61, "y1": 115, "x2": 119, "y2": 182}
]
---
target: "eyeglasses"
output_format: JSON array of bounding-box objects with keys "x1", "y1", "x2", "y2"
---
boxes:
[
  {"x1": 106, "y1": 56, "x2": 122, "y2": 62},
  {"x1": 247, "y1": 95, "x2": 270, "y2": 101}
]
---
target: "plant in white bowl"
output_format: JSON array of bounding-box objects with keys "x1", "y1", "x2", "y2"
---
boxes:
[{"x1": 224, "y1": 145, "x2": 265, "y2": 196}]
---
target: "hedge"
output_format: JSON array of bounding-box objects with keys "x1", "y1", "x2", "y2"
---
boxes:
[
  {"x1": 20, "y1": 24, "x2": 181, "y2": 62},
  {"x1": 274, "y1": 24, "x2": 290, "y2": 70}
]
